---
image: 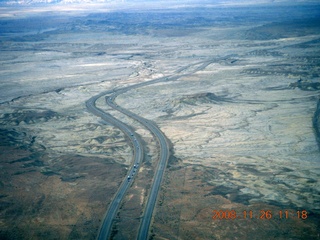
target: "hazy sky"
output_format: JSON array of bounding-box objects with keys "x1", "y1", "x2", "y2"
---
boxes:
[
  {"x1": 2, "y1": 0, "x2": 319, "y2": 5},
  {"x1": 0, "y1": 0, "x2": 319, "y2": 19}
]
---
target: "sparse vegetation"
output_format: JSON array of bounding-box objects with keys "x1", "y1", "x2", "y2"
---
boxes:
[{"x1": 1, "y1": 2, "x2": 320, "y2": 239}]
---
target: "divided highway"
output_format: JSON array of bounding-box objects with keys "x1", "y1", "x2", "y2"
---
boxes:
[
  {"x1": 86, "y1": 89, "x2": 170, "y2": 240},
  {"x1": 86, "y1": 92, "x2": 144, "y2": 240},
  {"x1": 106, "y1": 92, "x2": 170, "y2": 240},
  {"x1": 86, "y1": 58, "x2": 223, "y2": 239}
]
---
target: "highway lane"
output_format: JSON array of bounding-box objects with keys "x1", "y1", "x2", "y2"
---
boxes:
[
  {"x1": 86, "y1": 93, "x2": 144, "y2": 240},
  {"x1": 106, "y1": 93, "x2": 170, "y2": 240}
]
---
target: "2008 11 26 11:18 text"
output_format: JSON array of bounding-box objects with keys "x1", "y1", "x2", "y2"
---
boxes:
[{"x1": 212, "y1": 210, "x2": 308, "y2": 220}]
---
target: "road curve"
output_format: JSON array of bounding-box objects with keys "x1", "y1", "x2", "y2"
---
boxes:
[
  {"x1": 106, "y1": 93, "x2": 170, "y2": 240},
  {"x1": 87, "y1": 57, "x2": 225, "y2": 239},
  {"x1": 86, "y1": 92, "x2": 144, "y2": 240},
  {"x1": 101, "y1": 59, "x2": 220, "y2": 239}
]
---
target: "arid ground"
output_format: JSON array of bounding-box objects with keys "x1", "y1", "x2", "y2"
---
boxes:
[{"x1": 0, "y1": 3, "x2": 320, "y2": 239}]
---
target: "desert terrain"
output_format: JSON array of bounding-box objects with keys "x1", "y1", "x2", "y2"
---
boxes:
[{"x1": 0, "y1": 2, "x2": 320, "y2": 239}]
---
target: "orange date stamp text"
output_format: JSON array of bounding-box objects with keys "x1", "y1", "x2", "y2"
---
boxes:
[{"x1": 212, "y1": 209, "x2": 308, "y2": 220}]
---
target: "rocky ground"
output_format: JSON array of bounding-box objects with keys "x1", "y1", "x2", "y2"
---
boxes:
[{"x1": 0, "y1": 4, "x2": 320, "y2": 240}]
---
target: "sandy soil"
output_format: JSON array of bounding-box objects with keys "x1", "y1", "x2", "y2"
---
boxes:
[{"x1": 0, "y1": 4, "x2": 319, "y2": 239}]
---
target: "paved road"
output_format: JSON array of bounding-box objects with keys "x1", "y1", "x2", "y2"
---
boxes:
[
  {"x1": 106, "y1": 93, "x2": 170, "y2": 240},
  {"x1": 86, "y1": 57, "x2": 228, "y2": 239},
  {"x1": 86, "y1": 93, "x2": 144, "y2": 240}
]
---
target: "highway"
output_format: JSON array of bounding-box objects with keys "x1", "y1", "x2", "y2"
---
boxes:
[
  {"x1": 86, "y1": 93, "x2": 144, "y2": 240},
  {"x1": 106, "y1": 92, "x2": 170, "y2": 240},
  {"x1": 86, "y1": 84, "x2": 171, "y2": 240},
  {"x1": 86, "y1": 58, "x2": 227, "y2": 239}
]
